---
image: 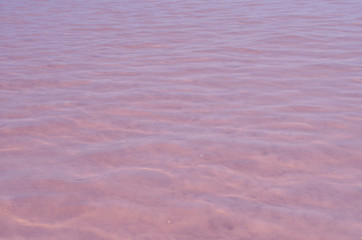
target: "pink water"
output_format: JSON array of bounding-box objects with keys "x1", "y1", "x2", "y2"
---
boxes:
[{"x1": 1, "y1": 1, "x2": 362, "y2": 239}]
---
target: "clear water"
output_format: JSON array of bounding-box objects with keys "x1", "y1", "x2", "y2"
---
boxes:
[{"x1": 1, "y1": 1, "x2": 362, "y2": 239}]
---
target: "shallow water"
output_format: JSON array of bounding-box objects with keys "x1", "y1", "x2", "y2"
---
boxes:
[{"x1": 1, "y1": 0, "x2": 362, "y2": 239}]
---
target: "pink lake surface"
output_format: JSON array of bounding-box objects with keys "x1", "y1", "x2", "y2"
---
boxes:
[{"x1": 1, "y1": 1, "x2": 362, "y2": 239}]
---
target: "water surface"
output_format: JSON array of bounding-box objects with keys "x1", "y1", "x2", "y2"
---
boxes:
[{"x1": 1, "y1": 1, "x2": 362, "y2": 239}]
